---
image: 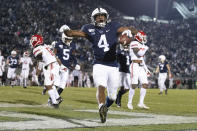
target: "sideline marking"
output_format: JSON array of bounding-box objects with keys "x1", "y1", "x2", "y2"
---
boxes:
[{"x1": 0, "y1": 110, "x2": 197, "y2": 130}]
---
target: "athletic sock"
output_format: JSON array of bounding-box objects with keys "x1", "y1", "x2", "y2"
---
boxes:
[
  {"x1": 128, "y1": 88, "x2": 135, "y2": 104},
  {"x1": 57, "y1": 88, "x2": 64, "y2": 95},
  {"x1": 139, "y1": 88, "x2": 146, "y2": 105},
  {"x1": 99, "y1": 103, "x2": 104, "y2": 109},
  {"x1": 116, "y1": 89, "x2": 127, "y2": 104},
  {"x1": 52, "y1": 86, "x2": 60, "y2": 99},
  {"x1": 105, "y1": 96, "x2": 114, "y2": 108},
  {"x1": 48, "y1": 89, "x2": 57, "y2": 104}
]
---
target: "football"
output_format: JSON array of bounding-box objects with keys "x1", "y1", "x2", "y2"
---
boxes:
[{"x1": 118, "y1": 34, "x2": 132, "y2": 45}]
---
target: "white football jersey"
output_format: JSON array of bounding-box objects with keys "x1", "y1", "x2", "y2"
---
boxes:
[
  {"x1": 31, "y1": 67, "x2": 36, "y2": 76},
  {"x1": 129, "y1": 41, "x2": 148, "y2": 60},
  {"x1": 0, "y1": 56, "x2": 4, "y2": 66},
  {"x1": 20, "y1": 57, "x2": 33, "y2": 70},
  {"x1": 33, "y1": 45, "x2": 56, "y2": 66},
  {"x1": 37, "y1": 61, "x2": 44, "y2": 70}
]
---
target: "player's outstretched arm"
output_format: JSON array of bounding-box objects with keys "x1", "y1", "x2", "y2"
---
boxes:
[
  {"x1": 6, "y1": 59, "x2": 9, "y2": 65},
  {"x1": 167, "y1": 64, "x2": 172, "y2": 78},
  {"x1": 64, "y1": 30, "x2": 87, "y2": 38},
  {"x1": 53, "y1": 48, "x2": 62, "y2": 65},
  {"x1": 155, "y1": 66, "x2": 159, "y2": 74}
]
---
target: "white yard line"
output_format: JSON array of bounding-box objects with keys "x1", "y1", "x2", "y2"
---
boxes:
[
  {"x1": 0, "y1": 104, "x2": 197, "y2": 130},
  {"x1": 0, "y1": 103, "x2": 45, "y2": 108}
]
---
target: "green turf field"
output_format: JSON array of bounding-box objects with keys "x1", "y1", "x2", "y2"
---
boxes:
[{"x1": 0, "y1": 86, "x2": 197, "y2": 131}]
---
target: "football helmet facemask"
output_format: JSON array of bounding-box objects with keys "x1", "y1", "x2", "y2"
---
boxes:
[
  {"x1": 62, "y1": 33, "x2": 73, "y2": 46},
  {"x1": 30, "y1": 34, "x2": 43, "y2": 48},
  {"x1": 135, "y1": 31, "x2": 147, "y2": 44},
  {"x1": 91, "y1": 8, "x2": 109, "y2": 28}
]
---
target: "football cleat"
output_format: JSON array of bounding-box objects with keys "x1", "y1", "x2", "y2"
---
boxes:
[
  {"x1": 137, "y1": 103, "x2": 150, "y2": 109},
  {"x1": 47, "y1": 98, "x2": 53, "y2": 107},
  {"x1": 117, "y1": 104, "x2": 121, "y2": 108},
  {"x1": 99, "y1": 105, "x2": 108, "y2": 123},
  {"x1": 51, "y1": 104, "x2": 59, "y2": 109},
  {"x1": 48, "y1": 97, "x2": 63, "y2": 109},
  {"x1": 48, "y1": 99, "x2": 59, "y2": 109},
  {"x1": 158, "y1": 92, "x2": 163, "y2": 95},
  {"x1": 56, "y1": 97, "x2": 63, "y2": 105},
  {"x1": 127, "y1": 104, "x2": 133, "y2": 110}
]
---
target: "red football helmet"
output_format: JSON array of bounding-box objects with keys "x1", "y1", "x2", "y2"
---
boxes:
[
  {"x1": 30, "y1": 34, "x2": 43, "y2": 47},
  {"x1": 23, "y1": 51, "x2": 29, "y2": 57},
  {"x1": 135, "y1": 31, "x2": 147, "y2": 44}
]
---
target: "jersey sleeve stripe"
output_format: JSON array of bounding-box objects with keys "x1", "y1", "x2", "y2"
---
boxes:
[
  {"x1": 131, "y1": 44, "x2": 138, "y2": 48},
  {"x1": 33, "y1": 49, "x2": 41, "y2": 56}
]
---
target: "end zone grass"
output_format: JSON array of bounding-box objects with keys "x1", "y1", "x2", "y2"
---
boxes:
[{"x1": 0, "y1": 86, "x2": 197, "y2": 131}]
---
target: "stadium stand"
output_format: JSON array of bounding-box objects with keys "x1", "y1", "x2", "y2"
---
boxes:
[{"x1": 0, "y1": 0, "x2": 197, "y2": 88}]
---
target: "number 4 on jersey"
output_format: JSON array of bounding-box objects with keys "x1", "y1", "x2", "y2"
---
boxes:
[{"x1": 98, "y1": 34, "x2": 109, "y2": 52}]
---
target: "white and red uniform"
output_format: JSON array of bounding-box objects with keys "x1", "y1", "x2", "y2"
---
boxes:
[
  {"x1": 127, "y1": 40, "x2": 150, "y2": 109},
  {"x1": 33, "y1": 45, "x2": 60, "y2": 86},
  {"x1": 20, "y1": 56, "x2": 33, "y2": 79},
  {"x1": 30, "y1": 34, "x2": 61, "y2": 105},
  {"x1": 0, "y1": 56, "x2": 5, "y2": 76},
  {"x1": 129, "y1": 41, "x2": 149, "y2": 85}
]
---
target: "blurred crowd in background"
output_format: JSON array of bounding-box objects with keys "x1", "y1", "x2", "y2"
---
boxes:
[{"x1": 0, "y1": 0, "x2": 197, "y2": 88}]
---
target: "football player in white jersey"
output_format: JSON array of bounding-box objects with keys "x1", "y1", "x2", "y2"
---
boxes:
[
  {"x1": 128, "y1": 31, "x2": 151, "y2": 109},
  {"x1": 0, "y1": 50, "x2": 5, "y2": 86},
  {"x1": 155, "y1": 55, "x2": 172, "y2": 95},
  {"x1": 30, "y1": 34, "x2": 62, "y2": 108},
  {"x1": 19, "y1": 51, "x2": 33, "y2": 88}
]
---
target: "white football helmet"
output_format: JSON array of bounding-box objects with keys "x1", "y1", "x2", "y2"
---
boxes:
[
  {"x1": 91, "y1": 8, "x2": 109, "y2": 27},
  {"x1": 11, "y1": 50, "x2": 17, "y2": 57},
  {"x1": 62, "y1": 33, "x2": 73, "y2": 46},
  {"x1": 59, "y1": 24, "x2": 71, "y2": 33},
  {"x1": 75, "y1": 64, "x2": 80, "y2": 70},
  {"x1": 159, "y1": 55, "x2": 166, "y2": 62}
]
